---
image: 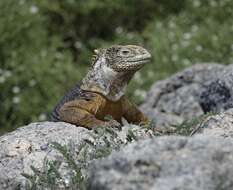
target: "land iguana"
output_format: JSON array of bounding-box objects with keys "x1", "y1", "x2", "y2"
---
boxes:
[{"x1": 51, "y1": 45, "x2": 151, "y2": 129}]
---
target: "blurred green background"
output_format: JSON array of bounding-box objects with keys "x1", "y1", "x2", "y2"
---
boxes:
[{"x1": 0, "y1": 0, "x2": 233, "y2": 134}]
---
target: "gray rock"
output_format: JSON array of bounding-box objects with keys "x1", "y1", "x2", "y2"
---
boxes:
[
  {"x1": 199, "y1": 64, "x2": 233, "y2": 113},
  {"x1": 88, "y1": 135, "x2": 233, "y2": 190},
  {"x1": 141, "y1": 63, "x2": 228, "y2": 127},
  {"x1": 0, "y1": 122, "x2": 152, "y2": 190},
  {"x1": 192, "y1": 108, "x2": 233, "y2": 138},
  {"x1": 1, "y1": 110, "x2": 233, "y2": 190},
  {"x1": 0, "y1": 122, "x2": 91, "y2": 189}
]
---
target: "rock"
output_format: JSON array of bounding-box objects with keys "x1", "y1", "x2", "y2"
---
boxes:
[
  {"x1": 0, "y1": 122, "x2": 152, "y2": 190},
  {"x1": 140, "y1": 63, "x2": 229, "y2": 127},
  {"x1": 192, "y1": 108, "x2": 233, "y2": 138},
  {"x1": 88, "y1": 135, "x2": 233, "y2": 190},
  {"x1": 0, "y1": 122, "x2": 90, "y2": 189},
  {"x1": 199, "y1": 64, "x2": 233, "y2": 113}
]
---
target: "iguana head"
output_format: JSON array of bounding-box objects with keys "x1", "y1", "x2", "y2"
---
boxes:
[
  {"x1": 81, "y1": 45, "x2": 151, "y2": 101},
  {"x1": 94, "y1": 45, "x2": 151, "y2": 72}
]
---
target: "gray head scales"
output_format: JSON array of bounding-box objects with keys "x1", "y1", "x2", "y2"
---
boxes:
[{"x1": 81, "y1": 45, "x2": 151, "y2": 101}]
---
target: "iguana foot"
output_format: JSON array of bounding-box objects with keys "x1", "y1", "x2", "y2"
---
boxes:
[{"x1": 103, "y1": 120, "x2": 122, "y2": 130}]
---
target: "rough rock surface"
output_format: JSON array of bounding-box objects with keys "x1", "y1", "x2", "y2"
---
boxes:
[
  {"x1": 0, "y1": 122, "x2": 90, "y2": 189},
  {"x1": 1, "y1": 109, "x2": 233, "y2": 190},
  {"x1": 88, "y1": 135, "x2": 233, "y2": 190},
  {"x1": 0, "y1": 122, "x2": 151, "y2": 190},
  {"x1": 199, "y1": 64, "x2": 233, "y2": 112},
  {"x1": 140, "y1": 63, "x2": 233, "y2": 127},
  {"x1": 192, "y1": 108, "x2": 233, "y2": 138}
]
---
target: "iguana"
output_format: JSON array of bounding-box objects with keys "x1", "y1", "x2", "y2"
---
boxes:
[{"x1": 51, "y1": 45, "x2": 151, "y2": 129}]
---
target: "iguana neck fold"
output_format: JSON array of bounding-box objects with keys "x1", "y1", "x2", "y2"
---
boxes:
[{"x1": 81, "y1": 57, "x2": 134, "y2": 101}]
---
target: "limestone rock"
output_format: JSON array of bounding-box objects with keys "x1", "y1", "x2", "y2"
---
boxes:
[
  {"x1": 199, "y1": 64, "x2": 233, "y2": 113},
  {"x1": 141, "y1": 63, "x2": 226, "y2": 127},
  {"x1": 0, "y1": 122, "x2": 151, "y2": 190},
  {"x1": 88, "y1": 135, "x2": 233, "y2": 190},
  {"x1": 0, "y1": 122, "x2": 90, "y2": 189},
  {"x1": 192, "y1": 108, "x2": 233, "y2": 138}
]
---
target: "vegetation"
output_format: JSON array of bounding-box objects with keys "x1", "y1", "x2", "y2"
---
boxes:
[
  {"x1": 173, "y1": 112, "x2": 215, "y2": 136},
  {"x1": 21, "y1": 125, "x2": 135, "y2": 189},
  {"x1": 0, "y1": 0, "x2": 232, "y2": 133},
  {"x1": 22, "y1": 142, "x2": 87, "y2": 190}
]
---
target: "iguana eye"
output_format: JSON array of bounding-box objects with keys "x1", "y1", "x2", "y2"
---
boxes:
[{"x1": 121, "y1": 49, "x2": 130, "y2": 55}]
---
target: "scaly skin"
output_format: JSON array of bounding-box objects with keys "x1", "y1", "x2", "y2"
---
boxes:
[{"x1": 51, "y1": 45, "x2": 151, "y2": 129}]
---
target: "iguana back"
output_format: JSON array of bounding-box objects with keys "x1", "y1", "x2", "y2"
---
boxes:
[{"x1": 51, "y1": 83, "x2": 82, "y2": 121}]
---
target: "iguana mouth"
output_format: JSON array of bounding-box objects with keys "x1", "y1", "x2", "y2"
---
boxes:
[
  {"x1": 114, "y1": 56, "x2": 151, "y2": 71},
  {"x1": 128, "y1": 58, "x2": 151, "y2": 64},
  {"x1": 128, "y1": 53, "x2": 151, "y2": 62}
]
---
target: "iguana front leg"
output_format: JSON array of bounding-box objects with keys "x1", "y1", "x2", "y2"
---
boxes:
[
  {"x1": 122, "y1": 97, "x2": 149, "y2": 125},
  {"x1": 58, "y1": 100, "x2": 121, "y2": 129}
]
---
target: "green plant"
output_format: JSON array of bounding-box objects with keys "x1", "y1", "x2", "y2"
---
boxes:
[
  {"x1": 0, "y1": 0, "x2": 85, "y2": 134},
  {"x1": 22, "y1": 142, "x2": 87, "y2": 190},
  {"x1": 126, "y1": 129, "x2": 138, "y2": 142},
  {"x1": 21, "y1": 125, "x2": 126, "y2": 189},
  {"x1": 173, "y1": 112, "x2": 215, "y2": 136}
]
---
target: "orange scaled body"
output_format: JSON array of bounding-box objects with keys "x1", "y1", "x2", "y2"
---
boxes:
[{"x1": 58, "y1": 91, "x2": 148, "y2": 129}]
